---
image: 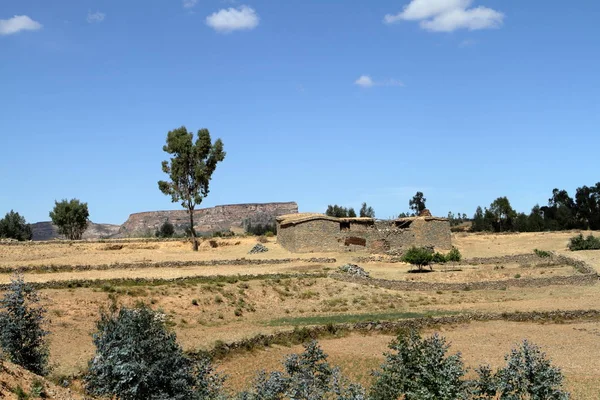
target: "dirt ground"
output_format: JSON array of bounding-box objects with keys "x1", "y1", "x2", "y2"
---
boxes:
[{"x1": 0, "y1": 231, "x2": 598, "y2": 398}]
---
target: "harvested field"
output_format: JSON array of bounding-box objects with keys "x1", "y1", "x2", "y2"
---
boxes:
[{"x1": 0, "y1": 237, "x2": 349, "y2": 268}]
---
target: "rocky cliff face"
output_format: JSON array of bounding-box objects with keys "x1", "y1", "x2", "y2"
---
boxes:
[
  {"x1": 31, "y1": 222, "x2": 121, "y2": 241},
  {"x1": 119, "y1": 202, "x2": 298, "y2": 236}
]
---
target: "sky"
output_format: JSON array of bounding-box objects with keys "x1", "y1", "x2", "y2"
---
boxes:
[{"x1": 1, "y1": 0, "x2": 599, "y2": 224}]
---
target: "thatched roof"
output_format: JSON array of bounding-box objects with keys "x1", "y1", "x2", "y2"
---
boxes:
[
  {"x1": 394, "y1": 216, "x2": 449, "y2": 223},
  {"x1": 277, "y1": 213, "x2": 374, "y2": 227}
]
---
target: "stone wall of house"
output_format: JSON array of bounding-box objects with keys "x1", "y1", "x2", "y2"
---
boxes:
[
  {"x1": 277, "y1": 216, "x2": 452, "y2": 254},
  {"x1": 277, "y1": 218, "x2": 341, "y2": 252}
]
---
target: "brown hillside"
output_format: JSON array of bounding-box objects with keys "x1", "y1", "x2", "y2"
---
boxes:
[{"x1": 0, "y1": 361, "x2": 83, "y2": 399}]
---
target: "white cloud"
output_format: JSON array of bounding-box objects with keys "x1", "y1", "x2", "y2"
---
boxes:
[
  {"x1": 355, "y1": 75, "x2": 404, "y2": 88},
  {"x1": 87, "y1": 11, "x2": 105, "y2": 23},
  {"x1": 384, "y1": 0, "x2": 503, "y2": 32},
  {"x1": 183, "y1": 0, "x2": 198, "y2": 9},
  {"x1": 0, "y1": 15, "x2": 42, "y2": 35},
  {"x1": 355, "y1": 75, "x2": 374, "y2": 88},
  {"x1": 206, "y1": 5, "x2": 259, "y2": 33}
]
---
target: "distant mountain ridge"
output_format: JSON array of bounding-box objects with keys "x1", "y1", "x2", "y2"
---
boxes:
[
  {"x1": 119, "y1": 202, "x2": 298, "y2": 237},
  {"x1": 30, "y1": 202, "x2": 298, "y2": 240}
]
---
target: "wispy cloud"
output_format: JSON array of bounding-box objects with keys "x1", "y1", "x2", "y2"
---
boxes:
[
  {"x1": 87, "y1": 11, "x2": 105, "y2": 24},
  {"x1": 355, "y1": 75, "x2": 404, "y2": 89},
  {"x1": 384, "y1": 0, "x2": 504, "y2": 32},
  {"x1": 206, "y1": 5, "x2": 259, "y2": 33},
  {"x1": 0, "y1": 15, "x2": 42, "y2": 35},
  {"x1": 183, "y1": 0, "x2": 198, "y2": 9},
  {"x1": 459, "y1": 38, "x2": 477, "y2": 47}
]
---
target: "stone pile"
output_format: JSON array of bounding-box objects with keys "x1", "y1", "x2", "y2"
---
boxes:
[
  {"x1": 338, "y1": 263, "x2": 370, "y2": 278},
  {"x1": 249, "y1": 243, "x2": 269, "y2": 254}
]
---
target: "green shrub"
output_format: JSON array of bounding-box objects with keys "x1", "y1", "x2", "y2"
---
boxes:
[
  {"x1": 85, "y1": 304, "x2": 223, "y2": 400},
  {"x1": 568, "y1": 233, "x2": 600, "y2": 251},
  {"x1": 238, "y1": 341, "x2": 365, "y2": 400},
  {"x1": 445, "y1": 247, "x2": 462, "y2": 262},
  {"x1": 264, "y1": 231, "x2": 275, "y2": 238},
  {"x1": 370, "y1": 330, "x2": 467, "y2": 400},
  {"x1": 402, "y1": 247, "x2": 433, "y2": 271},
  {"x1": 534, "y1": 248, "x2": 552, "y2": 258},
  {"x1": 155, "y1": 220, "x2": 175, "y2": 238},
  {"x1": 432, "y1": 252, "x2": 447, "y2": 263},
  {"x1": 0, "y1": 274, "x2": 49, "y2": 376},
  {"x1": 493, "y1": 340, "x2": 569, "y2": 399}
]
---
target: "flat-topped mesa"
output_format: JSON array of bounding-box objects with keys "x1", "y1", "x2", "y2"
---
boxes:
[
  {"x1": 276, "y1": 212, "x2": 451, "y2": 254},
  {"x1": 120, "y1": 202, "x2": 298, "y2": 237}
]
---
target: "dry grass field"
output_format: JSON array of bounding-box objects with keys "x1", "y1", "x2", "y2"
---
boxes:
[{"x1": 0, "y1": 230, "x2": 599, "y2": 398}]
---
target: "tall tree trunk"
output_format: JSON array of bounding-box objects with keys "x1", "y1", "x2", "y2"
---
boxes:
[{"x1": 188, "y1": 207, "x2": 198, "y2": 251}]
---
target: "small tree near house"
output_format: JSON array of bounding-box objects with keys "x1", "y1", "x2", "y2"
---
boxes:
[
  {"x1": 402, "y1": 246, "x2": 434, "y2": 271},
  {"x1": 158, "y1": 127, "x2": 225, "y2": 251}
]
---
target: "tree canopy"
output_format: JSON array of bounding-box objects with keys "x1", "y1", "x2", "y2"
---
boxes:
[
  {"x1": 0, "y1": 210, "x2": 32, "y2": 241},
  {"x1": 158, "y1": 127, "x2": 225, "y2": 251},
  {"x1": 49, "y1": 198, "x2": 89, "y2": 240},
  {"x1": 359, "y1": 202, "x2": 375, "y2": 218},
  {"x1": 409, "y1": 192, "x2": 427, "y2": 215}
]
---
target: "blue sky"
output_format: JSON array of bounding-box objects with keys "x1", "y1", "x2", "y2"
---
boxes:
[{"x1": 1, "y1": 0, "x2": 599, "y2": 224}]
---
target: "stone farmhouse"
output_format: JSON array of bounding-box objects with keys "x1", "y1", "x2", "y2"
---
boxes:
[{"x1": 276, "y1": 212, "x2": 451, "y2": 253}]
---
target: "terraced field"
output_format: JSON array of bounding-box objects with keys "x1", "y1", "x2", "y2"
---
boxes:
[{"x1": 1, "y1": 231, "x2": 599, "y2": 398}]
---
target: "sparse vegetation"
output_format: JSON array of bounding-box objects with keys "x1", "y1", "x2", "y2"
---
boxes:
[{"x1": 534, "y1": 248, "x2": 552, "y2": 258}]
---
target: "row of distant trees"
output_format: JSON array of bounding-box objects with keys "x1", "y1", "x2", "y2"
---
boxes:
[
  {"x1": 327, "y1": 192, "x2": 429, "y2": 219},
  {"x1": 0, "y1": 274, "x2": 570, "y2": 399},
  {"x1": 325, "y1": 202, "x2": 375, "y2": 218},
  {"x1": 0, "y1": 199, "x2": 89, "y2": 241},
  {"x1": 472, "y1": 183, "x2": 600, "y2": 233}
]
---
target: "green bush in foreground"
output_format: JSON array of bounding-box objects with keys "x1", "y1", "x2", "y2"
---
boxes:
[
  {"x1": 370, "y1": 331, "x2": 569, "y2": 400},
  {"x1": 568, "y1": 233, "x2": 600, "y2": 251},
  {"x1": 85, "y1": 304, "x2": 223, "y2": 400},
  {"x1": 0, "y1": 274, "x2": 49, "y2": 376},
  {"x1": 370, "y1": 331, "x2": 466, "y2": 400}
]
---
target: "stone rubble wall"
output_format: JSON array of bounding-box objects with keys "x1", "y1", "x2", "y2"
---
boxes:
[
  {"x1": 194, "y1": 309, "x2": 600, "y2": 360},
  {"x1": 333, "y1": 253, "x2": 598, "y2": 292},
  {"x1": 1, "y1": 257, "x2": 336, "y2": 274}
]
